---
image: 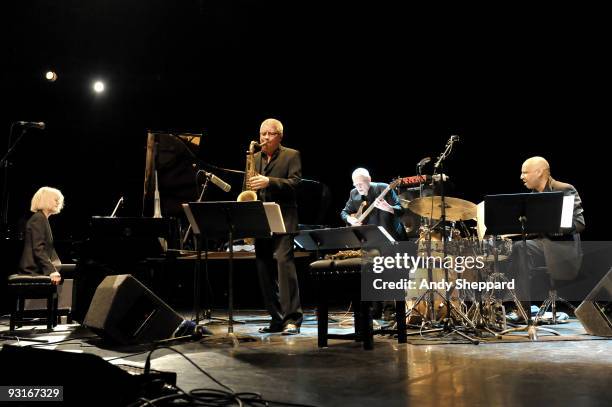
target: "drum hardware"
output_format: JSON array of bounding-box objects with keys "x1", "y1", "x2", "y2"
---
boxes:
[
  {"x1": 480, "y1": 235, "x2": 513, "y2": 262},
  {"x1": 405, "y1": 222, "x2": 480, "y2": 342},
  {"x1": 406, "y1": 227, "x2": 513, "y2": 339},
  {"x1": 483, "y1": 271, "x2": 530, "y2": 326},
  {"x1": 405, "y1": 137, "x2": 487, "y2": 343},
  {"x1": 464, "y1": 266, "x2": 504, "y2": 339},
  {"x1": 458, "y1": 234, "x2": 528, "y2": 336}
]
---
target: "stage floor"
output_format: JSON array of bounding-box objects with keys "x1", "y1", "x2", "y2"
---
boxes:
[{"x1": 1, "y1": 309, "x2": 611, "y2": 406}]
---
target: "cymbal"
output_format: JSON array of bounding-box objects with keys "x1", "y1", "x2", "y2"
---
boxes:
[{"x1": 407, "y1": 196, "x2": 477, "y2": 221}]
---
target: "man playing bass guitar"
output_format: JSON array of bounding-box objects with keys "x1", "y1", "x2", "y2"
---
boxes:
[{"x1": 340, "y1": 167, "x2": 407, "y2": 241}]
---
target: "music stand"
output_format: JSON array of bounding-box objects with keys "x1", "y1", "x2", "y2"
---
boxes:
[
  {"x1": 295, "y1": 225, "x2": 398, "y2": 262},
  {"x1": 183, "y1": 201, "x2": 271, "y2": 342},
  {"x1": 485, "y1": 191, "x2": 564, "y2": 340}
]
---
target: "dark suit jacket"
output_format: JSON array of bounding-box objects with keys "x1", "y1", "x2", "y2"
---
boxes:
[
  {"x1": 546, "y1": 177, "x2": 585, "y2": 234},
  {"x1": 540, "y1": 177, "x2": 585, "y2": 279},
  {"x1": 254, "y1": 145, "x2": 302, "y2": 232},
  {"x1": 19, "y1": 211, "x2": 60, "y2": 275}
]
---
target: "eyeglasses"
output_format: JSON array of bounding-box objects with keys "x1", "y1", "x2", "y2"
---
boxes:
[{"x1": 260, "y1": 131, "x2": 281, "y2": 137}]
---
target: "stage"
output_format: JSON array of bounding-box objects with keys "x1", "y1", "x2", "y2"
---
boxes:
[{"x1": 1, "y1": 309, "x2": 610, "y2": 406}]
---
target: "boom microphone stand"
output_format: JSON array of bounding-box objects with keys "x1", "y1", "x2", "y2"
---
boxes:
[
  {"x1": 1, "y1": 124, "x2": 30, "y2": 237},
  {"x1": 431, "y1": 135, "x2": 479, "y2": 343}
]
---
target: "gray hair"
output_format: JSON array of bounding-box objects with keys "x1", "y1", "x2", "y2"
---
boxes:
[
  {"x1": 351, "y1": 168, "x2": 371, "y2": 179},
  {"x1": 31, "y1": 187, "x2": 64, "y2": 214}
]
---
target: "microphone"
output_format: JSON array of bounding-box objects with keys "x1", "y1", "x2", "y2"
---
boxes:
[
  {"x1": 417, "y1": 157, "x2": 431, "y2": 167},
  {"x1": 204, "y1": 171, "x2": 232, "y2": 192},
  {"x1": 17, "y1": 121, "x2": 45, "y2": 130}
]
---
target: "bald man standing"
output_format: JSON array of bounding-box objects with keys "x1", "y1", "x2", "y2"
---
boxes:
[{"x1": 511, "y1": 156, "x2": 585, "y2": 310}]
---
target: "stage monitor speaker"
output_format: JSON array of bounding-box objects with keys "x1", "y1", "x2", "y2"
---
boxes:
[
  {"x1": 84, "y1": 274, "x2": 184, "y2": 344},
  {"x1": 575, "y1": 267, "x2": 612, "y2": 337},
  {"x1": 0, "y1": 344, "x2": 176, "y2": 405}
]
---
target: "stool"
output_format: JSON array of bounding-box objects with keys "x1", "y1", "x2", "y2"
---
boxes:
[
  {"x1": 310, "y1": 258, "x2": 406, "y2": 350},
  {"x1": 532, "y1": 266, "x2": 575, "y2": 325},
  {"x1": 7, "y1": 274, "x2": 58, "y2": 331}
]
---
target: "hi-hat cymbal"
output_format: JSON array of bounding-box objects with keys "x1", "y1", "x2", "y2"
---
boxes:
[{"x1": 407, "y1": 196, "x2": 477, "y2": 221}]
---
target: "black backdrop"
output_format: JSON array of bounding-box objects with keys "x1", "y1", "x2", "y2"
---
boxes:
[{"x1": 2, "y1": 1, "x2": 609, "y2": 242}]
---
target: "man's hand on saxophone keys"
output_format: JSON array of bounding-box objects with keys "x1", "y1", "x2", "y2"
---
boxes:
[{"x1": 247, "y1": 175, "x2": 270, "y2": 190}]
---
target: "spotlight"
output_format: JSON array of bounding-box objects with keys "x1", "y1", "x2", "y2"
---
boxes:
[
  {"x1": 45, "y1": 71, "x2": 58, "y2": 82},
  {"x1": 93, "y1": 81, "x2": 105, "y2": 93}
]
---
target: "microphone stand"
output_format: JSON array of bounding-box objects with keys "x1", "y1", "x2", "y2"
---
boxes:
[
  {"x1": 431, "y1": 136, "x2": 479, "y2": 343},
  {"x1": 1, "y1": 125, "x2": 29, "y2": 237},
  {"x1": 417, "y1": 159, "x2": 437, "y2": 323},
  {"x1": 181, "y1": 172, "x2": 210, "y2": 247},
  {"x1": 184, "y1": 174, "x2": 229, "y2": 325},
  {"x1": 188, "y1": 175, "x2": 213, "y2": 323}
]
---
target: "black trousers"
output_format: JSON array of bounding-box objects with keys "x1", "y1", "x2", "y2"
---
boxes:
[
  {"x1": 508, "y1": 239, "x2": 548, "y2": 303},
  {"x1": 255, "y1": 210, "x2": 302, "y2": 328}
]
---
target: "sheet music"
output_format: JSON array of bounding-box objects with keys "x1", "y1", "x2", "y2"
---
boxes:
[
  {"x1": 182, "y1": 203, "x2": 200, "y2": 235},
  {"x1": 263, "y1": 202, "x2": 286, "y2": 234},
  {"x1": 376, "y1": 226, "x2": 395, "y2": 242},
  {"x1": 560, "y1": 195, "x2": 575, "y2": 228}
]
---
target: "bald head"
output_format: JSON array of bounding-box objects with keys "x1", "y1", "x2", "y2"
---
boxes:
[{"x1": 520, "y1": 156, "x2": 551, "y2": 191}]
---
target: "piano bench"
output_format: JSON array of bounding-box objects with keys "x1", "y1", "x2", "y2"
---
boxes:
[
  {"x1": 309, "y1": 259, "x2": 406, "y2": 350},
  {"x1": 7, "y1": 274, "x2": 59, "y2": 331}
]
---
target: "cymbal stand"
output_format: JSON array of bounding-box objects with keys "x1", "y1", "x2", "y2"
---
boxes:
[
  {"x1": 404, "y1": 158, "x2": 440, "y2": 332},
  {"x1": 406, "y1": 138, "x2": 479, "y2": 344},
  {"x1": 481, "y1": 237, "x2": 529, "y2": 330},
  {"x1": 466, "y1": 263, "x2": 503, "y2": 339}
]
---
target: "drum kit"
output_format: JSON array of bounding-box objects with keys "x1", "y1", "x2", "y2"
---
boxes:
[{"x1": 399, "y1": 193, "x2": 520, "y2": 337}]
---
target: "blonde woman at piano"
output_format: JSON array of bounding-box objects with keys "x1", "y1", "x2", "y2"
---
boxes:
[{"x1": 18, "y1": 187, "x2": 66, "y2": 285}]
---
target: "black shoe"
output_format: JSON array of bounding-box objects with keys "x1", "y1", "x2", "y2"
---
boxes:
[
  {"x1": 281, "y1": 323, "x2": 300, "y2": 335},
  {"x1": 259, "y1": 325, "x2": 284, "y2": 334}
]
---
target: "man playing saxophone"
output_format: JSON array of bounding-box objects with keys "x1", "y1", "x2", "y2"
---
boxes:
[{"x1": 247, "y1": 118, "x2": 303, "y2": 335}]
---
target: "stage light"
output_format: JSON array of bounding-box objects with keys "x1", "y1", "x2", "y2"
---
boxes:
[
  {"x1": 45, "y1": 71, "x2": 58, "y2": 82},
  {"x1": 93, "y1": 81, "x2": 105, "y2": 93}
]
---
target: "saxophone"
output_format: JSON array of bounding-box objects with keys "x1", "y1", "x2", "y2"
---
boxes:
[
  {"x1": 237, "y1": 140, "x2": 268, "y2": 245},
  {"x1": 237, "y1": 141, "x2": 261, "y2": 202}
]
